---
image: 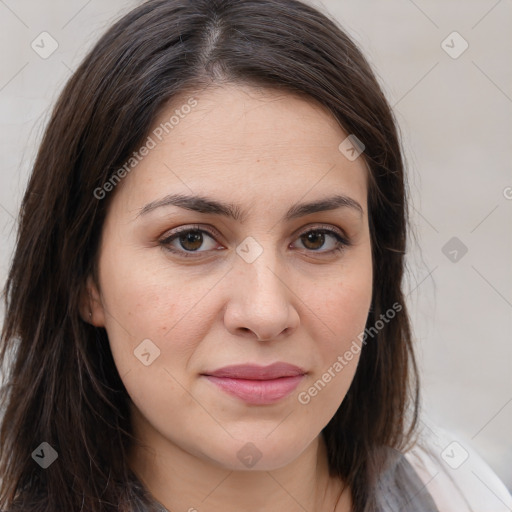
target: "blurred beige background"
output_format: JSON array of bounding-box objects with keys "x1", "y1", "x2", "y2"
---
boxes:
[{"x1": 1, "y1": 0, "x2": 511, "y2": 495}]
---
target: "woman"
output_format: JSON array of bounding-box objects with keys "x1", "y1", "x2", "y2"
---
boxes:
[{"x1": 0, "y1": 1, "x2": 510, "y2": 511}]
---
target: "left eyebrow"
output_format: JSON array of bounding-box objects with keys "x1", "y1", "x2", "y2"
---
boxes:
[{"x1": 135, "y1": 193, "x2": 364, "y2": 222}]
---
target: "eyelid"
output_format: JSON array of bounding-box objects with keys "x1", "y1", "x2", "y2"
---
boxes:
[
  {"x1": 159, "y1": 222, "x2": 351, "y2": 257},
  {"x1": 160, "y1": 224, "x2": 222, "y2": 243},
  {"x1": 161, "y1": 223, "x2": 348, "y2": 242},
  {"x1": 295, "y1": 223, "x2": 349, "y2": 242}
]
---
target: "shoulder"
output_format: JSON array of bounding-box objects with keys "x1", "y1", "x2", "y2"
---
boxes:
[
  {"x1": 404, "y1": 424, "x2": 512, "y2": 512},
  {"x1": 373, "y1": 445, "x2": 440, "y2": 511}
]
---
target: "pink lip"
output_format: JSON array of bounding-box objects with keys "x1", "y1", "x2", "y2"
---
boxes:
[{"x1": 202, "y1": 363, "x2": 307, "y2": 405}]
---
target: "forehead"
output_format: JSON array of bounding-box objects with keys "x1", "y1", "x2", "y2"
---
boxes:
[{"x1": 112, "y1": 84, "x2": 368, "y2": 216}]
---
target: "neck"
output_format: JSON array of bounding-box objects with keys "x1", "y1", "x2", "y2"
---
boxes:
[{"x1": 129, "y1": 409, "x2": 351, "y2": 512}]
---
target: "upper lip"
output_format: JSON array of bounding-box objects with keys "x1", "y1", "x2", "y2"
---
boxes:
[{"x1": 203, "y1": 362, "x2": 307, "y2": 380}]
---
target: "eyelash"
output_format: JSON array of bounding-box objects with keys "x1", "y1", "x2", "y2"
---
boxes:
[{"x1": 159, "y1": 224, "x2": 351, "y2": 259}]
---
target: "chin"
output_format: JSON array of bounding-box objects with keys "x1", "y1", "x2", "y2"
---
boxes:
[{"x1": 199, "y1": 433, "x2": 312, "y2": 472}]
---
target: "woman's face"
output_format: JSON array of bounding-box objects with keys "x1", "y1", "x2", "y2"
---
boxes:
[{"x1": 87, "y1": 84, "x2": 373, "y2": 470}]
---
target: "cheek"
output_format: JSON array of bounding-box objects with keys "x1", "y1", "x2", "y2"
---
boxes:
[
  {"x1": 319, "y1": 278, "x2": 371, "y2": 325},
  {"x1": 311, "y1": 256, "x2": 373, "y2": 345},
  {"x1": 302, "y1": 254, "x2": 372, "y2": 391},
  {"x1": 312, "y1": 283, "x2": 369, "y2": 378},
  {"x1": 296, "y1": 276, "x2": 371, "y2": 418},
  {"x1": 96, "y1": 247, "x2": 202, "y2": 368}
]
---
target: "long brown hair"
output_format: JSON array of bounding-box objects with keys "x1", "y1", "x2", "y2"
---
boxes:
[{"x1": 0, "y1": 1, "x2": 419, "y2": 510}]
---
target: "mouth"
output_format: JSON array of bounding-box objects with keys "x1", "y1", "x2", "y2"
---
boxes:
[{"x1": 201, "y1": 362, "x2": 307, "y2": 405}]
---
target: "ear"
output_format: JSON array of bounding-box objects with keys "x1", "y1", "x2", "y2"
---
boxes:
[{"x1": 79, "y1": 275, "x2": 106, "y2": 327}]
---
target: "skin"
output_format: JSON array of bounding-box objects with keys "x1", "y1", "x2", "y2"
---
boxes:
[{"x1": 83, "y1": 84, "x2": 373, "y2": 512}]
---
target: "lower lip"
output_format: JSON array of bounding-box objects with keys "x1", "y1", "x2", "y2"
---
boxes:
[{"x1": 203, "y1": 375, "x2": 305, "y2": 404}]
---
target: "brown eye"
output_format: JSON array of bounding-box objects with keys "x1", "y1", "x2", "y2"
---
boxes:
[
  {"x1": 160, "y1": 227, "x2": 220, "y2": 257},
  {"x1": 160, "y1": 225, "x2": 350, "y2": 259},
  {"x1": 293, "y1": 228, "x2": 349, "y2": 254},
  {"x1": 300, "y1": 231, "x2": 326, "y2": 250},
  {"x1": 177, "y1": 231, "x2": 204, "y2": 251}
]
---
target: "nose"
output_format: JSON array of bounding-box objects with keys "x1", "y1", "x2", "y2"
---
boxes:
[{"x1": 223, "y1": 248, "x2": 300, "y2": 342}]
